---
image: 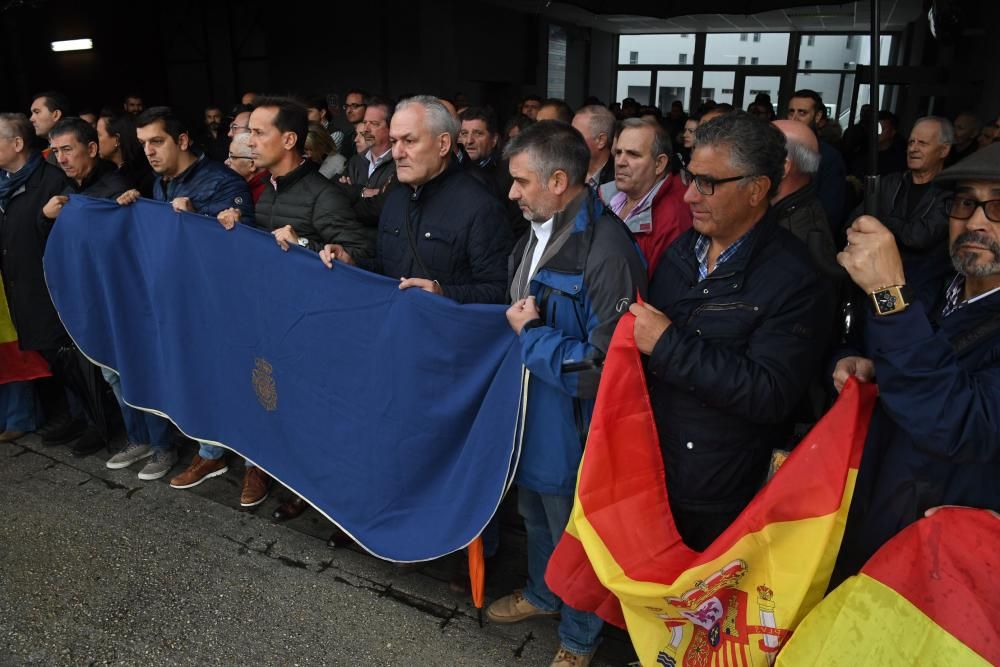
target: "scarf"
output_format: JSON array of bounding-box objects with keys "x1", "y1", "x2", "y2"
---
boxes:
[{"x1": 0, "y1": 152, "x2": 43, "y2": 213}]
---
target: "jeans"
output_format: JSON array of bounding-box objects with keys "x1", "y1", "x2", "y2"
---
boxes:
[
  {"x1": 198, "y1": 443, "x2": 253, "y2": 467},
  {"x1": 101, "y1": 368, "x2": 172, "y2": 452},
  {"x1": 518, "y1": 486, "x2": 603, "y2": 655},
  {"x1": 0, "y1": 381, "x2": 39, "y2": 432}
]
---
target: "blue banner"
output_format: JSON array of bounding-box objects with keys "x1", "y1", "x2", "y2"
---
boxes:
[{"x1": 44, "y1": 196, "x2": 524, "y2": 561}]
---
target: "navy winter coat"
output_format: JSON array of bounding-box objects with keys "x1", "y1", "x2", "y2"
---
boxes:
[
  {"x1": 152, "y1": 154, "x2": 254, "y2": 226},
  {"x1": 832, "y1": 292, "x2": 1000, "y2": 582}
]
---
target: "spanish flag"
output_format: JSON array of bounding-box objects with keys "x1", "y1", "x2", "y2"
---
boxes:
[
  {"x1": 777, "y1": 507, "x2": 999, "y2": 666},
  {"x1": 0, "y1": 275, "x2": 50, "y2": 384},
  {"x1": 545, "y1": 314, "x2": 876, "y2": 666}
]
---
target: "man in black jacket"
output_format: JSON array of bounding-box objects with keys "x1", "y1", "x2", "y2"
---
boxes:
[
  {"x1": 0, "y1": 113, "x2": 97, "y2": 452},
  {"x1": 337, "y1": 96, "x2": 396, "y2": 230},
  {"x1": 224, "y1": 96, "x2": 371, "y2": 259},
  {"x1": 630, "y1": 112, "x2": 835, "y2": 550},
  {"x1": 847, "y1": 116, "x2": 955, "y2": 308},
  {"x1": 458, "y1": 106, "x2": 524, "y2": 238},
  {"x1": 320, "y1": 95, "x2": 512, "y2": 305},
  {"x1": 211, "y1": 97, "x2": 372, "y2": 514}
]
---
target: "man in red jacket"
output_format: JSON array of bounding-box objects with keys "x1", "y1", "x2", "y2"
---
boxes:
[{"x1": 599, "y1": 118, "x2": 692, "y2": 276}]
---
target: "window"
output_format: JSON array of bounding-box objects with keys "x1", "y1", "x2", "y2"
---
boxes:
[
  {"x1": 738, "y1": 56, "x2": 746, "y2": 65},
  {"x1": 722, "y1": 88, "x2": 734, "y2": 95},
  {"x1": 807, "y1": 35, "x2": 815, "y2": 46},
  {"x1": 846, "y1": 35, "x2": 854, "y2": 48},
  {"x1": 753, "y1": 33, "x2": 762, "y2": 42},
  {"x1": 702, "y1": 88, "x2": 715, "y2": 100},
  {"x1": 678, "y1": 53, "x2": 688, "y2": 64},
  {"x1": 547, "y1": 25, "x2": 567, "y2": 99},
  {"x1": 681, "y1": 33, "x2": 689, "y2": 38},
  {"x1": 804, "y1": 60, "x2": 812, "y2": 69},
  {"x1": 629, "y1": 51, "x2": 639, "y2": 65},
  {"x1": 751, "y1": 57, "x2": 759, "y2": 65},
  {"x1": 740, "y1": 33, "x2": 748, "y2": 42}
]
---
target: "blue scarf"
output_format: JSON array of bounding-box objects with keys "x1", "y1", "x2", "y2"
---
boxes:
[{"x1": 0, "y1": 152, "x2": 43, "y2": 213}]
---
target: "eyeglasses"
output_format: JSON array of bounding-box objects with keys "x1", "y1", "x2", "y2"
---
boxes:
[
  {"x1": 343, "y1": 103, "x2": 366, "y2": 110},
  {"x1": 680, "y1": 168, "x2": 754, "y2": 196},
  {"x1": 946, "y1": 196, "x2": 1000, "y2": 223},
  {"x1": 228, "y1": 154, "x2": 253, "y2": 161},
  {"x1": 229, "y1": 124, "x2": 249, "y2": 132}
]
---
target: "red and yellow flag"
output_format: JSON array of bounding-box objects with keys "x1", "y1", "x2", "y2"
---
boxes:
[
  {"x1": 777, "y1": 507, "x2": 999, "y2": 666},
  {"x1": 0, "y1": 275, "x2": 50, "y2": 384},
  {"x1": 545, "y1": 314, "x2": 876, "y2": 666}
]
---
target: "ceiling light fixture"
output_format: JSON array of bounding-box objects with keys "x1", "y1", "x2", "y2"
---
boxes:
[{"x1": 51, "y1": 39, "x2": 93, "y2": 52}]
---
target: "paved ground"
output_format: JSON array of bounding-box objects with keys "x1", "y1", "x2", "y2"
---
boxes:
[{"x1": 0, "y1": 433, "x2": 637, "y2": 667}]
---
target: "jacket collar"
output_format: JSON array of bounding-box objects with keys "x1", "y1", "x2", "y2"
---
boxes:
[
  {"x1": 270, "y1": 159, "x2": 316, "y2": 193},
  {"x1": 772, "y1": 182, "x2": 817, "y2": 216},
  {"x1": 409, "y1": 156, "x2": 459, "y2": 203},
  {"x1": 672, "y1": 207, "x2": 777, "y2": 281},
  {"x1": 66, "y1": 159, "x2": 117, "y2": 193}
]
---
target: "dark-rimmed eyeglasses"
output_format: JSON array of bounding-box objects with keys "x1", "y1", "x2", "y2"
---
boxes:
[
  {"x1": 680, "y1": 168, "x2": 754, "y2": 196},
  {"x1": 946, "y1": 196, "x2": 1000, "y2": 223}
]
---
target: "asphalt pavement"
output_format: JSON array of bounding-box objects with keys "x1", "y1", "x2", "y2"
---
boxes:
[{"x1": 0, "y1": 433, "x2": 636, "y2": 667}]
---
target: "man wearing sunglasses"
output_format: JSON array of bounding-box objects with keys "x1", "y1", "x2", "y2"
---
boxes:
[
  {"x1": 630, "y1": 112, "x2": 836, "y2": 551},
  {"x1": 830, "y1": 142, "x2": 1000, "y2": 582}
]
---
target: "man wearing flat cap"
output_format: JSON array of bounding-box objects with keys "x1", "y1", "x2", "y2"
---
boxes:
[{"x1": 830, "y1": 143, "x2": 1000, "y2": 583}]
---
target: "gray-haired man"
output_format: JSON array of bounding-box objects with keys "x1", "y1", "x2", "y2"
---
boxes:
[
  {"x1": 631, "y1": 111, "x2": 835, "y2": 551},
  {"x1": 320, "y1": 95, "x2": 512, "y2": 305}
]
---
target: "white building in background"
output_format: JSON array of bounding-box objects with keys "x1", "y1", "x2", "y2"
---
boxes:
[{"x1": 616, "y1": 32, "x2": 894, "y2": 128}]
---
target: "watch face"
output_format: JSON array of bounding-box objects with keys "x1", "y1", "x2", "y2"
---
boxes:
[{"x1": 875, "y1": 289, "x2": 897, "y2": 313}]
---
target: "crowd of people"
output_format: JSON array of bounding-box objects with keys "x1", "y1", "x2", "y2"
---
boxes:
[{"x1": 1, "y1": 85, "x2": 998, "y2": 666}]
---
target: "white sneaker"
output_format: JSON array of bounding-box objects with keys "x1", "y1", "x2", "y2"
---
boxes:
[
  {"x1": 138, "y1": 449, "x2": 179, "y2": 481},
  {"x1": 106, "y1": 443, "x2": 153, "y2": 469}
]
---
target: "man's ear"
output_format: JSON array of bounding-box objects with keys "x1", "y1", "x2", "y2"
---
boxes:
[
  {"x1": 283, "y1": 131, "x2": 298, "y2": 151},
  {"x1": 438, "y1": 133, "x2": 452, "y2": 158},
  {"x1": 548, "y1": 169, "x2": 570, "y2": 196},
  {"x1": 748, "y1": 176, "x2": 772, "y2": 207},
  {"x1": 87, "y1": 141, "x2": 99, "y2": 159},
  {"x1": 654, "y1": 153, "x2": 669, "y2": 177}
]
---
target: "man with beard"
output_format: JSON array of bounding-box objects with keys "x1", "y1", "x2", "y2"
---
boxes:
[
  {"x1": 830, "y1": 142, "x2": 1000, "y2": 583},
  {"x1": 198, "y1": 105, "x2": 229, "y2": 162}
]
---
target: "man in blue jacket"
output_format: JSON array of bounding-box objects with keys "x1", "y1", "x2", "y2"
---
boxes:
[
  {"x1": 831, "y1": 142, "x2": 1000, "y2": 582},
  {"x1": 486, "y1": 120, "x2": 647, "y2": 667},
  {"x1": 117, "y1": 106, "x2": 253, "y2": 225}
]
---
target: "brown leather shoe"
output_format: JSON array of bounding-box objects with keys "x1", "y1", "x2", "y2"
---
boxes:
[
  {"x1": 169, "y1": 455, "x2": 228, "y2": 489},
  {"x1": 550, "y1": 647, "x2": 594, "y2": 667},
  {"x1": 486, "y1": 590, "x2": 559, "y2": 624},
  {"x1": 0, "y1": 431, "x2": 26, "y2": 443},
  {"x1": 272, "y1": 495, "x2": 308, "y2": 521},
  {"x1": 240, "y1": 467, "x2": 271, "y2": 508}
]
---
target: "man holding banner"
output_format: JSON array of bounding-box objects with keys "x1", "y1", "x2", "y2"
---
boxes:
[{"x1": 485, "y1": 120, "x2": 646, "y2": 667}]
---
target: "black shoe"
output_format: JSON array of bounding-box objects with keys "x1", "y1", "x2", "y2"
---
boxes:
[
  {"x1": 69, "y1": 427, "x2": 106, "y2": 457},
  {"x1": 36, "y1": 414, "x2": 71, "y2": 439},
  {"x1": 41, "y1": 418, "x2": 86, "y2": 445}
]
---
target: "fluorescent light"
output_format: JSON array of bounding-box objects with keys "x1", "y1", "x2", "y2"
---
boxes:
[{"x1": 51, "y1": 39, "x2": 93, "y2": 52}]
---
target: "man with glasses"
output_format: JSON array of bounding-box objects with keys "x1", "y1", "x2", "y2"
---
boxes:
[
  {"x1": 629, "y1": 112, "x2": 836, "y2": 550},
  {"x1": 225, "y1": 132, "x2": 268, "y2": 204},
  {"x1": 227, "y1": 104, "x2": 253, "y2": 140},
  {"x1": 848, "y1": 116, "x2": 955, "y2": 308},
  {"x1": 830, "y1": 142, "x2": 1000, "y2": 583}
]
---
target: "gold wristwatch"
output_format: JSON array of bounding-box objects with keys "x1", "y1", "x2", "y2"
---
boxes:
[{"x1": 869, "y1": 284, "x2": 912, "y2": 316}]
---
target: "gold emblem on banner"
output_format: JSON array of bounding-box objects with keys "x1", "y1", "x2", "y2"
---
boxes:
[{"x1": 252, "y1": 357, "x2": 277, "y2": 411}]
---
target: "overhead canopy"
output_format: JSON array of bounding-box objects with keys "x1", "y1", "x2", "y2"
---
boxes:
[{"x1": 491, "y1": 0, "x2": 922, "y2": 33}]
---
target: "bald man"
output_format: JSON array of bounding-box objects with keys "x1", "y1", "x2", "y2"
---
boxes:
[{"x1": 772, "y1": 119, "x2": 842, "y2": 281}]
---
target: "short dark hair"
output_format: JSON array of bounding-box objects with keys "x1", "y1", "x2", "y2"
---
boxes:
[
  {"x1": 503, "y1": 119, "x2": 590, "y2": 186},
  {"x1": 790, "y1": 89, "x2": 826, "y2": 118},
  {"x1": 694, "y1": 111, "x2": 786, "y2": 199},
  {"x1": 365, "y1": 95, "x2": 395, "y2": 124},
  {"x1": 878, "y1": 110, "x2": 898, "y2": 130},
  {"x1": 458, "y1": 106, "x2": 498, "y2": 136},
  {"x1": 135, "y1": 106, "x2": 191, "y2": 144},
  {"x1": 32, "y1": 91, "x2": 72, "y2": 116},
  {"x1": 539, "y1": 99, "x2": 574, "y2": 124},
  {"x1": 504, "y1": 114, "x2": 534, "y2": 136},
  {"x1": 521, "y1": 94, "x2": 542, "y2": 105},
  {"x1": 345, "y1": 89, "x2": 369, "y2": 104},
  {"x1": 306, "y1": 96, "x2": 328, "y2": 113},
  {"x1": 253, "y1": 96, "x2": 309, "y2": 154},
  {"x1": 49, "y1": 117, "x2": 98, "y2": 146}
]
